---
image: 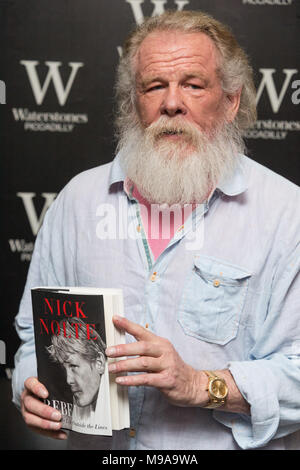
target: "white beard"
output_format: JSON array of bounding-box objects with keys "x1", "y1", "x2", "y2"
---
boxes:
[{"x1": 117, "y1": 115, "x2": 245, "y2": 206}]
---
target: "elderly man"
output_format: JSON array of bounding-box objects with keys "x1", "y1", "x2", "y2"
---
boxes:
[{"x1": 12, "y1": 10, "x2": 300, "y2": 450}]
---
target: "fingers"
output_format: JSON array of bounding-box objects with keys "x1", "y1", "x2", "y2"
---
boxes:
[
  {"x1": 107, "y1": 316, "x2": 174, "y2": 374},
  {"x1": 115, "y1": 372, "x2": 171, "y2": 390},
  {"x1": 106, "y1": 339, "x2": 162, "y2": 359},
  {"x1": 23, "y1": 406, "x2": 62, "y2": 432},
  {"x1": 108, "y1": 355, "x2": 162, "y2": 374},
  {"x1": 108, "y1": 318, "x2": 199, "y2": 407},
  {"x1": 23, "y1": 392, "x2": 61, "y2": 423},
  {"x1": 112, "y1": 315, "x2": 154, "y2": 342},
  {"x1": 107, "y1": 316, "x2": 169, "y2": 359},
  {"x1": 21, "y1": 377, "x2": 67, "y2": 440},
  {"x1": 108, "y1": 317, "x2": 186, "y2": 400},
  {"x1": 24, "y1": 376, "x2": 48, "y2": 399}
]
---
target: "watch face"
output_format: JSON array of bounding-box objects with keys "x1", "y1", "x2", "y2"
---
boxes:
[{"x1": 210, "y1": 379, "x2": 228, "y2": 399}]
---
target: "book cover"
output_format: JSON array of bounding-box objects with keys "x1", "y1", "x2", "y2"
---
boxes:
[{"x1": 31, "y1": 287, "x2": 129, "y2": 436}]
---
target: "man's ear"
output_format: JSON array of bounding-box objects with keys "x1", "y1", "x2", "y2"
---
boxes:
[
  {"x1": 95, "y1": 353, "x2": 106, "y2": 375},
  {"x1": 225, "y1": 87, "x2": 242, "y2": 123}
]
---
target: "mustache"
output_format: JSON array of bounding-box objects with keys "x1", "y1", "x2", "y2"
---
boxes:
[{"x1": 145, "y1": 116, "x2": 202, "y2": 145}]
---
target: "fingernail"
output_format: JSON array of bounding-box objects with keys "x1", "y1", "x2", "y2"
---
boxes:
[
  {"x1": 106, "y1": 347, "x2": 116, "y2": 356},
  {"x1": 51, "y1": 411, "x2": 61, "y2": 421},
  {"x1": 50, "y1": 421, "x2": 61, "y2": 430},
  {"x1": 116, "y1": 376, "x2": 126, "y2": 384},
  {"x1": 39, "y1": 388, "x2": 48, "y2": 398},
  {"x1": 108, "y1": 363, "x2": 116, "y2": 372},
  {"x1": 113, "y1": 315, "x2": 122, "y2": 321}
]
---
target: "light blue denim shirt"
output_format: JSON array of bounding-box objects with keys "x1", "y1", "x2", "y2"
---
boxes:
[{"x1": 12, "y1": 152, "x2": 300, "y2": 450}]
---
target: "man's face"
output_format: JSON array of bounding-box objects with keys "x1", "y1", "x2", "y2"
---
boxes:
[
  {"x1": 135, "y1": 31, "x2": 237, "y2": 139},
  {"x1": 118, "y1": 30, "x2": 243, "y2": 206},
  {"x1": 63, "y1": 352, "x2": 103, "y2": 407}
]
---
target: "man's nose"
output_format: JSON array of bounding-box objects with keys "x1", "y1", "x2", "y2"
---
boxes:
[
  {"x1": 66, "y1": 368, "x2": 74, "y2": 386},
  {"x1": 160, "y1": 85, "x2": 187, "y2": 117}
]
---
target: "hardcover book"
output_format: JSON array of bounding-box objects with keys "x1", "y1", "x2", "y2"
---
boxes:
[{"x1": 31, "y1": 286, "x2": 130, "y2": 436}]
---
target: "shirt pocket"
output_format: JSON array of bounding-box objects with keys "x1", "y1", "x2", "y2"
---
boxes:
[{"x1": 178, "y1": 256, "x2": 252, "y2": 345}]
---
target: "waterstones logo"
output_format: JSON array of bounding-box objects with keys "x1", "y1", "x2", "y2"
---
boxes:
[
  {"x1": 256, "y1": 68, "x2": 299, "y2": 113},
  {"x1": 13, "y1": 61, "x2": 88, "y2": 132},
  {"x1": 20, "y1": 60, "x2": 83, "y2": 106},
  {"x1": 8, "y1": 239, "x2": 34, "y2": 262},
  {"x1": 8, "y1": 192, "x2": 57, "y2": 262},
  {"x1": 17, "y1": 192, "x2": 57, "y2": 236},
  {"x1": 117, "y1": 0, "x2": 190, "y2": 56},
  {"x1": 126, "y1": 0, "x2": 190, "y2": 25},
  {"x1": 246, "y1": 68, "x2": 300, "y2": 140},
  {"x1": 12, "y1": 108, "x2": 88, "y2": 132}
]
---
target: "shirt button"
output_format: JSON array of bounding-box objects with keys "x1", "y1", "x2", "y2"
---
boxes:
[
  {"x1": 151, "y1": 271, "x2": 157, "y2": 282},
  {"x1": 129, "y1": 428, "x2": 136, "y2": 438},
  {"x1": 213, "y1": 279, "x2": 220, "y2": 287}
]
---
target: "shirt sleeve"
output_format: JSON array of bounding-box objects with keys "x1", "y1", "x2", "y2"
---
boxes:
[
  {"x1": 213, "y1": 240, "x2": 300, "y2": 449},
  {"x1": 12, "y1": 189, "x2": 72, "y2": 409}
]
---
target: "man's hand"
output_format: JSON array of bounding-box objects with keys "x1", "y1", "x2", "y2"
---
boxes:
[
  {"x1": 106, "y1": 316, "x2": 208, "y2": 407},
  {"x1": 21, "y1": 377, "x2": 67, "y2": 440}
]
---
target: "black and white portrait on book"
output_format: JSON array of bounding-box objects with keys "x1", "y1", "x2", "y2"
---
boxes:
[{"x1": 46, "y1": 318, "x2": 112, "y2": 435}]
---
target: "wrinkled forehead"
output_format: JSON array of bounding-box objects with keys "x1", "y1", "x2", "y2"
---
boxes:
[{"x1": 134, "y1": 30, "x2": 220, "y2": 79}]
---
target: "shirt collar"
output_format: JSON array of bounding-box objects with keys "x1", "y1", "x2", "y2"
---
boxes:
[
  {"x1": 109, "y1": 151, "x2": 126, "y2": 187},
  {"x1": 109, "y1": 151, "x2": 248, "y2": 197},
  {"x1": 216, "y1": 154, "x2": 248, "y2": 196}
]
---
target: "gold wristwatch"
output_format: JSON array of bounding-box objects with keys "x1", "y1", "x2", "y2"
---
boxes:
[{"x1": 203, "y1": 370, "x2": 228, "y2": 409}]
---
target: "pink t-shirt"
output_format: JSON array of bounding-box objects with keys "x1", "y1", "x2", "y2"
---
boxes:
[{"x1": 125, "y1": 178, "x2": 196, "y2": 261}]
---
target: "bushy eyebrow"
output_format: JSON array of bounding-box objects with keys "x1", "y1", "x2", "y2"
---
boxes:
[
  {"x1": 137, "y1": 71, "x2": 209, "y2": 90},
  {"x1": 137, "y1": 75, "x2": 166, "y2": 90}
]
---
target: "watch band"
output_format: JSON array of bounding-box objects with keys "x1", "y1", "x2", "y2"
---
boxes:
[
  {"x1": 203, "y1": 370, "x2": 228, "y2": 409},
  {"x1": 204, "y1": 370, "x2": 218, "y2": 380}
]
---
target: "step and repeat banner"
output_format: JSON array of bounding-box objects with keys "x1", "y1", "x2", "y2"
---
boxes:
[{"x1": 1, "y1": 0, "x2": 299, "y2": 372}]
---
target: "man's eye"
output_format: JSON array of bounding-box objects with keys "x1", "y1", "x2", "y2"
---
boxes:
[
  {"x1": 186, "y1": 84, "x2": 203, "y2": 90},
  {"x1": 147, "y1": 85, "x2": 163, "y2": 92}
]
